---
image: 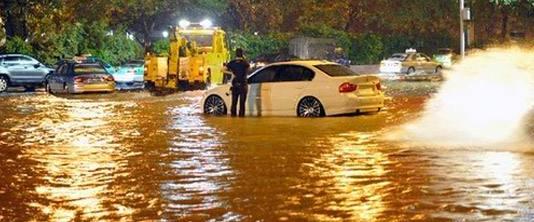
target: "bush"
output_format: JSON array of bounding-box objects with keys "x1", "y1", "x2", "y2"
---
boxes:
[
  {"x1": 228, "y1": 32, "x2": 289, "y2": 60},
  {"x1": 350, "y1": 34, "x2": 384, "y2": 65},
  {"x1": 298, "y1": 24, "x2": 351, "y2": 52},
  {"x1": 3, "y1": 36, "x2": 34, "y2": 56},
  {"x1": 1, "y1": 22, "x2": 142, "y2": 66},
  {"x1": 152, "y1": 39, "x2": 170, "y2": 56},
  {"x1": 94, "y1": 30, "x2": 143, "y2": 65}
]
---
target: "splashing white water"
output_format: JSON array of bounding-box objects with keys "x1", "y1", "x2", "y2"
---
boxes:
[{"x1": 389, "y1": 48, "x2": 534, "y2": 147}]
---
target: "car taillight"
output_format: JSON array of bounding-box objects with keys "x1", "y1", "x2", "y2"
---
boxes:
[
  {"x1": 74, "y1": 77, "x2": 85, "y2": 83},
  {"x1": 104, "y1": 75, "x2": 114, "y2": 82},
  {"x1": 376, "y1": 82, "x2": 382, "y2": 91},
  {"x1": 339, "y1": 82, "x2": 358, "y2": 93}
]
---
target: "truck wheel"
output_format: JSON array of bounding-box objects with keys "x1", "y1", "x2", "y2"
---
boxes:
[{"x1": 0, "y1": 76, "x2": 8, "y2": 93}]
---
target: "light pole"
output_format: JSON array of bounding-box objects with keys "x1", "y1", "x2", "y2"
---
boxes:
[{"x1": 460, "y1": 0, "x2": 465, "y2": 59}]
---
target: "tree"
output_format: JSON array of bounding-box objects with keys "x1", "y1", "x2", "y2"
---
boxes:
[
  {"x1": 0, "y1": 16, "x2": 5, "y2": 46},
  {"x1": 109, "y1": 0, "x2": 192, "y2": 50},
  {"x1": 489, "y1": 0, "x2": 534, "y2": 40}
]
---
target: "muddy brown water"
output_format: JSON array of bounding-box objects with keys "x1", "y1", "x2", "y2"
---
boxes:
[{"x1": 0, "y1": 82, "x2": 533, "y2": 221}]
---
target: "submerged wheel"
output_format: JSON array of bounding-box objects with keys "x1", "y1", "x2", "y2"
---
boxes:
[
  {"x1": 204, "y1": 95, "x2": 227, "y2": 116},
  {"x1": 0, "y1": 76, "x2": 8, "y2": 93},
  {"x1": 407, "y1": 67, "x2": 416, "y2": 75},
  {"x1": 45, "y1": 82, "x2": 53, "y2": 94},
  {"x1": 297, "y1": 97, "x2": 325, "y2": 117},
  {"x1": 435, "y1": 66, "x2": 442, "y2": 74}
]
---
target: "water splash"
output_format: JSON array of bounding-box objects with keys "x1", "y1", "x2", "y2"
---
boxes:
[{"x1": 388, "y1": 48, "x2": 534, "y2": 148}]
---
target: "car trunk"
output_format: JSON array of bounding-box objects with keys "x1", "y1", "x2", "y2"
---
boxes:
[
  {"x1": 337, "y1": 75, "x2": 381, "y2": 96},
  {"x1": 75, "y1": 74, "x2": 112, "y2": 84}
]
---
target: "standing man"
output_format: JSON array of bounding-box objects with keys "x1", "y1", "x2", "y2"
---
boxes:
[{"x1": 226, "y1": 48, "x2": 250, "y2": 117}]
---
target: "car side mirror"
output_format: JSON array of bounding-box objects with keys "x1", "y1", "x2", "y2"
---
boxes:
[{"x1": 34, "y1": 63, "x2": 41, "y2": 68}]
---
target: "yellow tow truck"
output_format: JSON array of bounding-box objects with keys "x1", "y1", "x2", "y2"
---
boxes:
[{"x1": 145, "y1": 20, "x2": 230, "y2": 91}]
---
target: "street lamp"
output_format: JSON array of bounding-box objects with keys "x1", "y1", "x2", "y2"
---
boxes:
[
  {"x1": 179, "y1": 19, "x2": 190, "y2": 29},
  {"x1": 460, "y1": 0, "x2": 465, "y2": 59},
  {"x1": 200, "y1": 19, "x2": 213, "y2": 28},
  {"x1": 460, "y1": 0, "x2": 471, "y2": 59}
]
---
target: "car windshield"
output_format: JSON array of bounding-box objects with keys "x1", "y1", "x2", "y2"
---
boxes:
[
  {"x1": 388, "y1": 54, "x2": 407, "y2": 61},
  {"x1": 74, "y1": 64, "x2": 107, "y2": 75},
  {"x1": 181, "y1": 34, "x2": 213, "y2": 47},
  {"x1": 314, "y1": 64, "x2": 358, "y2": 77},
  {"x1": 123, "y1": 61, "x2": 144, "y2": 67},
  {"x1": 438, "y1": 49, "x2": 452, "y2": 54}
]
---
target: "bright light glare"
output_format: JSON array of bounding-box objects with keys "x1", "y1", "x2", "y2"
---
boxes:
[
  {"x1": 179, "y1": 19, "x2": 190, "y2": 29},
  {"x1": 162, "y1": 31, "x2": 169, "y2": 38},
  {"x1": 200, "y1": 19, "x2": 212, "y2": 28},
  {"x1": 390, "y1": 48, "x2": 534, "y2": 146}
]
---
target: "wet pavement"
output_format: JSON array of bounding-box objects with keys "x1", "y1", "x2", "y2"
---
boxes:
[{"x1": 0, "y1": 81, "x2": 533, "y2": 221}]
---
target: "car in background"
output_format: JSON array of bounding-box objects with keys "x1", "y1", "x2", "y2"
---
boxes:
[
  {"x1": 45, "y1": 60, "x2": 115, "y2": 94},
  {"x1": 433, "y1": 48, "x2": 456, "y2": 68},
  {"x1": 379, "y1": 49, "x2": 442, "y2": 76},
  {"x1": 202, "y1": 61, "x2": 384, "y2": 117},
  {"x1": 113, "y1": 60, "x2": 144, "y2": 90},
  {"x1": 0, "y1": 54, "x2": 53, "y2": 92}
]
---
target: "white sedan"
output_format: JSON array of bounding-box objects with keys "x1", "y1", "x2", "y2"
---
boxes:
[{"x1": 202, "y1": 61, "x2": 384, "y2": 117}]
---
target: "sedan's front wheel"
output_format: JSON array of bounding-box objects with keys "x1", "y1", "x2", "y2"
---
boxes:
[
  {"x1": 297, "y1": 97, "x2": 325, "y2": 117},
  {"x1": 45, "y1": 82, "x2": 53, "y2": 94},
  {"x1": 0, "y1": 76, "x2": 8, "y2": 93},
  {"x1": 204, "y1": 95, "x2": 227, "y2": 116}
]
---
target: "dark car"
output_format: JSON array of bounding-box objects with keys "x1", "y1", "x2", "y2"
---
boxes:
[
  {"x1": 45, "y1": 60, "x2": 115, "y2": 94},
  {"x1": 0, "y1": 54, "x2": 53, "y2": 92}
]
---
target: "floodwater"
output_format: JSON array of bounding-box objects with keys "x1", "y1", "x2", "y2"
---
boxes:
[{"x1": 0, "y1": 81, "x2": 533, "y2": 221}]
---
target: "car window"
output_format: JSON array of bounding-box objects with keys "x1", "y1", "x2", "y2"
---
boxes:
[
  {"x1": 19, "y1": 56, "x2": 34, "y2": 64},
  {"x1": 276, "y1": 65, "x2": 315, "y2": 82},
  {"x1": 57, "y1": 64, "x2": 68, "y2": 75},
  {"x1": 3, "y1": 56, "x2": 19, "y2": 65},
  {"x1": 388, "y1": 54, "x2": 407, "y2": 61},
  {"x1": 416, "y1": 54, "x2": 427, "y2": 61},
  {"x1": 314, "y1": 64, "x2": 358, "y2": 77},
  {"x1": 74, "y1": 63, "x2": 107, "y2": 75},
  {"x1": 406, "y1": 54, "x2": 416, "y2": 61},
  {"x1": 248, "y1": 66, "x2": 278, "y2": 84}
]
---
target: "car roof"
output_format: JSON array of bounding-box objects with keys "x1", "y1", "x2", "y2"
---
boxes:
[
  {"x1": 265, "y1": 60, "x2": 338, "y2": 66},
  {"x1": 0, "y1": 54, "x2": 33, "y2": 58}
]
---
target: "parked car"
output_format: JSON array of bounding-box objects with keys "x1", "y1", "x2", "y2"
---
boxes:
[
  {"x1": 379, "y1": 49, "x2": 442, "y2": 75},
  {"x1": 45, "y1": 60, "x2": 115, "y2": 94},
  {"x1": 113, "y1": 60, "x2": 144, "y2": 90},
  {"x1": 202, "y1": 61, "x2": 384, "y2": 117},
  {"x1": 433, "y1": 48, "x2": 456, "y2": 68},
  {"x1": 0, "y1": 54, "x2": 53, "y2": 92}
]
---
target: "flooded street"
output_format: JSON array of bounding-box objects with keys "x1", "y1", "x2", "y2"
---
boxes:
[{"x1": 0, "y1": 81, "x2": 533, "y2": 221}]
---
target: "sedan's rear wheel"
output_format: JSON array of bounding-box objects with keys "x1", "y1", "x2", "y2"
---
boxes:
[
  {"x1": 0, "y1": 76, "x2": 8, "y2": 93},
  {"x1": 297, "y1": 97, "x2": 325, "y2": 117},
  {"x1": 407, "y1": 67, "x2": 416, "y2": 75},
  {"x1": 435, "y1": 66, "x2": 442, "y2": 74},
  {"x1": 204, "y1": 95, "x2": 227, "y2": 116}
]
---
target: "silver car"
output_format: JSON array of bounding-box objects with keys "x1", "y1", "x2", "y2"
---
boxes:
[
  {"x1": 0, "y1": 54, "x2": 53, "y2": 92},
  {"x1": 380, "y1": 52, "x2": 442, "y2": 75}
]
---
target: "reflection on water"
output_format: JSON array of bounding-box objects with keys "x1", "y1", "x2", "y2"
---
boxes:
[
  {"x1": 293, "y1": 132, "x2": 389, "y2": 221},
  {"x1": 0, "y1": 85, "x2": 533, "y2": 221},
  {"x1": 161, "y1": 105, "x2": 239, "y2": 221}
]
